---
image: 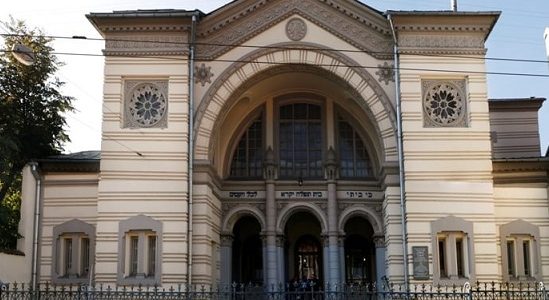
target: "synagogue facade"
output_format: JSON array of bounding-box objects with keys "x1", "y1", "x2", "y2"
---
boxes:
[{"x1": 10, "y1": 0, "x2": 549, "y2": 288}]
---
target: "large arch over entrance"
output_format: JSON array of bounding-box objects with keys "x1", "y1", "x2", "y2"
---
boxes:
[
  {"x1": 194, "y1": 42, "x2": 397, "y2": 166},
  {"x1": 197, "y1": 42, "x2": 395, "y2": 287}
]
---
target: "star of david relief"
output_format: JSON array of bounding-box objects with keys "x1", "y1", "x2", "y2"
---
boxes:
[
  {"x1": 375, "y1": 62, "x2": 395, "y2": 85},
  {"x1": 195, "y1": 63, "x2": 214, "y2": 87}
]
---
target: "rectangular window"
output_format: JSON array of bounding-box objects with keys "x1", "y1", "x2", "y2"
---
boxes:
[
  {"x1": 148, "y1": 235, "x2": 156, "y2": 277},
  {"x1": 523, "y1": 240, "x2": 531, "y2": 276},
  {"x1": 456, "y1": 238, "x2": 464, "y2": 277},
  {"x1": 507, "y1": 240, "x2": 515, "y2": 276},
  {"x1": 81, "y1": 238, "x2": 90, "y2": 276},
  {"x1": 64, "y1": 238, "x2": 73, "y2": 275},
  {"x1": 438, "y1": 238, "x2": 446, "y2": 278},
  {"x1": 130, "y1": 236, "x2": 139, "y2": 276}
]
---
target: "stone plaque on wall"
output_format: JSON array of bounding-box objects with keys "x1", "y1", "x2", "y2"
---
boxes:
[{"x1": 412, "y1": 246, "x2": 429, "y2": 280}]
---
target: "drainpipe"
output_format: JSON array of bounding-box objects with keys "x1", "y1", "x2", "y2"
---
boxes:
[
  {"x1": 187, "y1": 11, "x2": 199, "y2": 286},
  {"x1": 29, "y1": 162, "x2": 41, "y2": 290},
  {"x1": 388, "y1": 14, "x2": 410, "y2": 288}
]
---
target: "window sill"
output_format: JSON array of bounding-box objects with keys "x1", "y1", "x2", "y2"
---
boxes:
[
  {"x1": 434, "y1": 276, "x2": 470, "y2": 286},
  {"x1": 53, "y1": 276, "x2": 90, "y2": 284},
  {"x1": 507, "y1": 276, "x2": 537, "y2": 282},
  {"x1": 118, "y1": 275, "x2": 160, "y2": 286}
]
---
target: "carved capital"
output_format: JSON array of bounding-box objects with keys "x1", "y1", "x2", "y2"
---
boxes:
[
  {"x1": 324, "y1": 147, "x2": 338, "y2": 181},
  {"x1": 220, "y1": 234, "x2": 234, "y2": 247},
  {"x1": 263, "y1": 147, "x2": 278, "y2": 180},
  {"x1": 276, "y1": 235, "x2": 286, "y2": 248},
  {"x1": 373, "y1": 235, "x2": 385, "y2": 248}
]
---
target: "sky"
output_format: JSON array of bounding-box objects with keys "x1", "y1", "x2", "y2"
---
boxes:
[{"x1": 1, "y1": 0, "x2": 548, "y2": 155}]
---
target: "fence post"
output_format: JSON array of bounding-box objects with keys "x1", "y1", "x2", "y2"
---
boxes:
[{"x1": 463, "y1": 282, "x2": 472, "y2": 300}]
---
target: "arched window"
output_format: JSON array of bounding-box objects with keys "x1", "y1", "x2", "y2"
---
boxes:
[
  {"x1": 229, "y1": 115, "x2": 263, "y2": 178},
  {"x1": 279, "y1": 103, "x2": 323, "y2": 178},
  {"x1": 338, "y1": 116, "x2": 372, "y2": 178}
]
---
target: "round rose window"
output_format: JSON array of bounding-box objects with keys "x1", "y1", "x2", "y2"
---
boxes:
[
  {"x1": 128, "y1": 83, "x2": 167, "y2": 127},
  {"x1": 424, "y1": 82, "x2": 464, "y2": 126}
]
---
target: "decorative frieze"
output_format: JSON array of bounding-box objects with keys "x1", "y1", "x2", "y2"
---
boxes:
[
  {"x1": 196, "y1": 0, "x2": 393, "y2": 60},
  {"x1": 104, "y1": 34, "x2": 188, "y2": 56}
]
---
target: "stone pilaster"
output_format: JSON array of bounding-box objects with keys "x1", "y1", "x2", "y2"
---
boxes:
[
  {"x1": 374, "y1": 235, "x2": 386, "y2": 290},
  {"x1": 325, "y1": 147, "x2": 340, "y2": 285},
  {"x1": 219, "y1": 234, "x2": 233, "y2": 286},
  {"x1": 264, "y1": 147, "x2": 278, "y2": 286}
]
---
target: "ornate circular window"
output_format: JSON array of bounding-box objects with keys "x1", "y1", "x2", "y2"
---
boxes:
[
  {"x1": 128, "y1": 83, "x2": 167, "y2": 127},
  {"x1": 423, "y1": 81, "x2": 466, "y2": 127}
]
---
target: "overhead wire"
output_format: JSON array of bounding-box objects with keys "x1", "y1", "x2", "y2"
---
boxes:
[
  {"x1": 57, "y1": 71, "x2": 146, "y2": 157},
  {"x1": 1, "y1": 48, "x2": 548, "y2": 78},
  {"x1": 1, "y1": 33, "x2": 549, "y2": 65}
]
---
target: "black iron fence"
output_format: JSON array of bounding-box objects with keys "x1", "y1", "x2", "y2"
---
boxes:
[{"x1": 0, "y1": 282, "x2": 548, "y2": 300}]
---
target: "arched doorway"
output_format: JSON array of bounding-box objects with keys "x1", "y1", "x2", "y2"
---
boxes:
[
  {"x1": 284, "y1": 211, "x2": 323, "y2": 284},
  {"x1": 232, "y1": 216, "x2": 263, "y2": 284},
  {"x1": 344, "y1": 216, "x2": 375, "y2": 284}
]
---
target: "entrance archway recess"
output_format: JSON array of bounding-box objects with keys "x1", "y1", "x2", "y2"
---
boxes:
[
  {"x1": 232, "y1": 216, "x2": 263, "y2": 285},
  {"x1": 219, "y1": 206, "x2": 266, "y2": 286},
  {"x1": 283, "y1": 211, "x2": 324, "y2": 286},
  {"x1": 339, "y1": 208, "x2": 386, "y2": 286},
  {"x1": 194, "y1": 44, "x2": 397, "y2": 166}
]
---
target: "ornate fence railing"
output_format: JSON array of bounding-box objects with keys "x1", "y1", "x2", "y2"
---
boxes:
[{"x1": 0, "y1": 282, "x2": 548, "y2": 300}]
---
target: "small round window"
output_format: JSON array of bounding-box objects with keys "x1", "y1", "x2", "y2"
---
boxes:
[
  {"x1": 128, "y1": 83, "x2": 167, "y2": 127},
  {"x1": 423, "y1": 81, "x2": 465, "y2": 126}
]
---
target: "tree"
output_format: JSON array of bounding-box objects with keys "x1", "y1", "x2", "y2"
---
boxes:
[{"x1": 0, "y1": 19, "x2": 74, "y2": 249}]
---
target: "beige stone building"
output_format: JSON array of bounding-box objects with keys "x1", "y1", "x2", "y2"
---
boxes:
[{"x1": 8, "y1": 0, "x2": 549, "y2": 288}]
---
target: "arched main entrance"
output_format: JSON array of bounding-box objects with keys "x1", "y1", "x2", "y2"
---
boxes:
[
  {"x1": 284, "y1": 211, "x2": 323, "y2": 284},
  {"x1": 344, "y1": 216, "x2": 376, "y2": 284},
  {"x1": 232, "y1": 216, "x2": 263, "y2": 284}
]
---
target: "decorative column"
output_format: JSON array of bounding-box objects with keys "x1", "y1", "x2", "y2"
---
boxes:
[
  {"x1": 374, "y1": 236, "x2": 386, "y2": 290},
  {"x1": 338, "y1": 234, "x2": 346, "y2": 284},
  {"x1": 325, "y1": 147, "x2": 340, "y2": 285},
  {"x1": 219, "y1": 234, "x2": 233, "y2": 286},
  {"x1": 264, "y1": 147, "x2": 278, "y2": 287},
  {"x1": 276, "y1": 235, "x2": 285, "y2": 284}
]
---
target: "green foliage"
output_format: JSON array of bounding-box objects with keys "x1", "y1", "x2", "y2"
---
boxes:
[
  {"x1": 0, "y1": 176, "x2": 22, "y2": 251},
  {"x1": 0, "y1": 18, "x2": 74, "y2": 248}
]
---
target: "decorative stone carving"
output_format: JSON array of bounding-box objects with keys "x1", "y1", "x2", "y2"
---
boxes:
[
  {"x1": 220, "y1": 234, "x2": 234, "y2": 247},
  {"x1": 195, "y1": 63, "x2": 214, "y2": 87},
  {"x1": 286, "y1": 18, "x2": 307, "y2": 41},
  {"x1": 276, "y1": 235, "x2": 286, "y2": 247},
  {"x1": 124, "y1": 81, "x2": 168, "y2": 128},
  {"x1": 324, "y1": 147, "x2": 338, "y2": 181},
  {"x1": 398, "y1": 35, "x2": 486, "y2": 55},
  {"x1": 263, "y1": 147, "x2": 277, "y2": 181},
  {"x1": 375, "y1": 62, "x2": 395, "y2": 85},
  {"x1": 422, "y1": 79, "x2": 467, "y2": 127},
  {"x1": 373, "y1": 235, "x2": 385, "y2": 248},
  {"x1": 196, "y1": 0, "x2": 393, "y2": 60},
  {"x1": 104, "y1": 34, "x2": 188, "y2": 56}
]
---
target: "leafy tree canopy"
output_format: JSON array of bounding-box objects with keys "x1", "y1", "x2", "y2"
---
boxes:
[{"x1": 0, "y1": 18, "x2": 74, "y2": 247}]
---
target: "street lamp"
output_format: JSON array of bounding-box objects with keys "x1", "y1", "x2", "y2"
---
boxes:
[{"x1": 11, "y1": 43, "x2": 35, "y2": 66}]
